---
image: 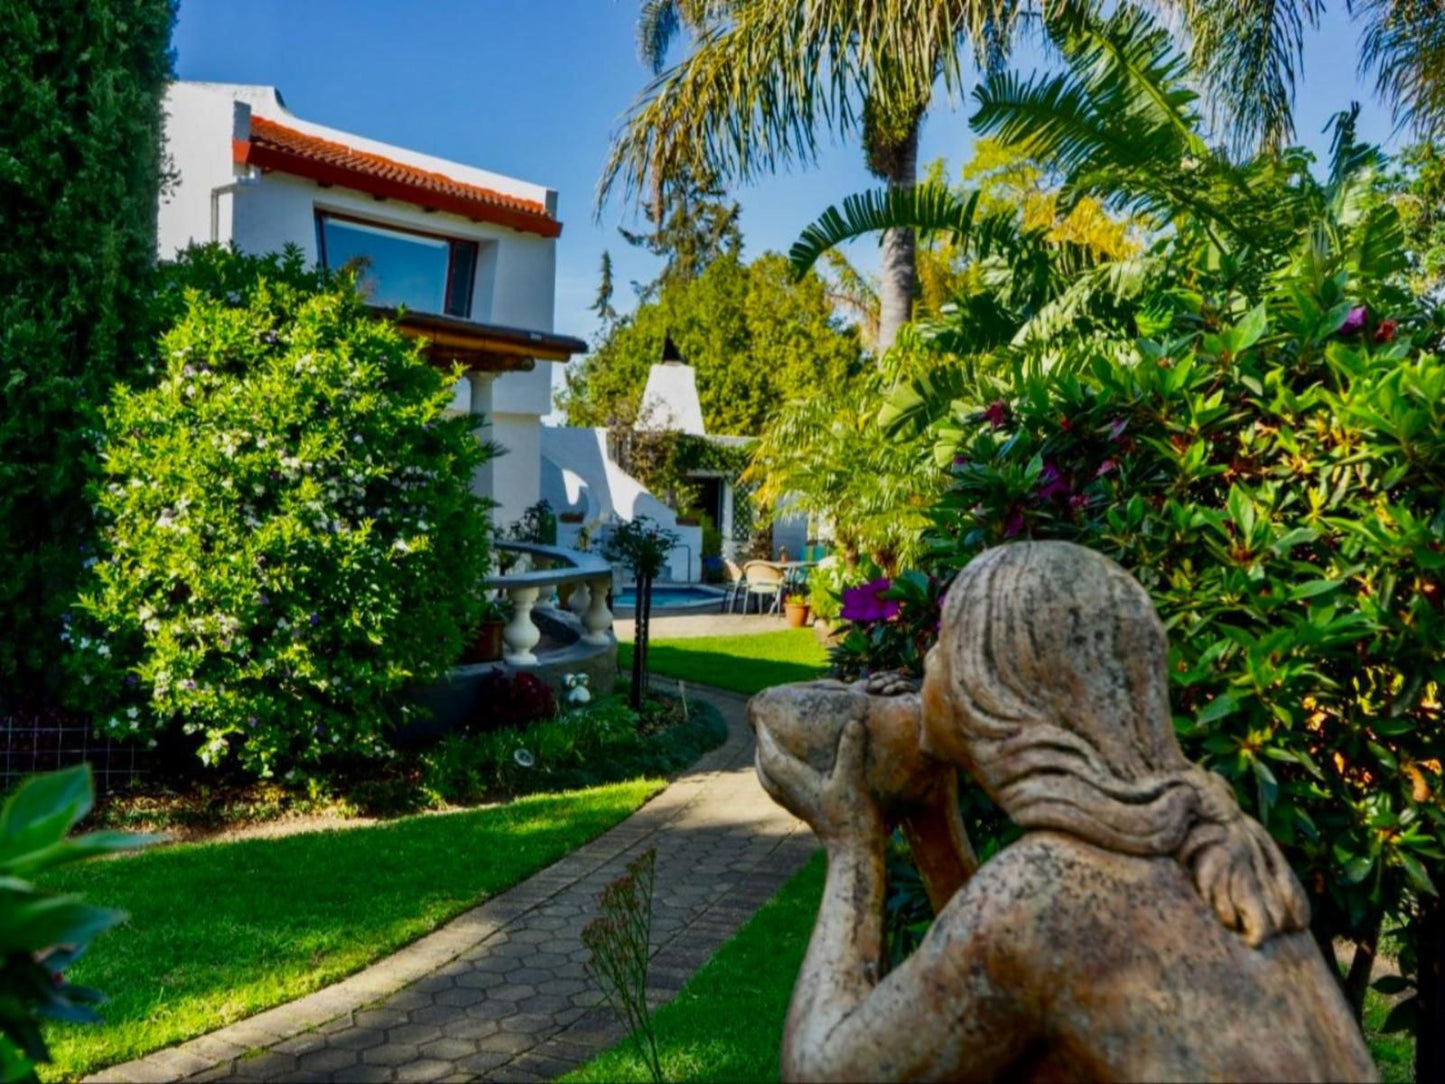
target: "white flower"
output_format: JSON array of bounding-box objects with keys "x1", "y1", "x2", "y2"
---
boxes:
[{"x1": 127, "y1": 706, "x2": 139, "y2": 719}]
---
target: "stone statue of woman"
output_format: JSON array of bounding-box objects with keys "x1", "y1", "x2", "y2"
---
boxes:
[{"x1": 751, "y1": 541, "x2": 1377, "y2": 1082}]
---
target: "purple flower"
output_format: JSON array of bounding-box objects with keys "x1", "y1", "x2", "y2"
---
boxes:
[
  {"x1": 1004, "y1": 509, "x2": 1026, "y2": 538},
  {"x1": 1109, "y1": 417, "x2": 1129, "y2": 442},
  {"x1": 840, "y1": 578, "x2": 900, "y2": 623},
  {"x1": 983, "y1": 400, "x2": 1011, "y2": 429},
  {"x1": 309, "y1": 613, "x2": 320, "y2": 626},
  {"x1": 1096, "y1": 459, "x2": 1118, "y2": 477},
  {"x1": 1035, "y1": 462, "x2": 1072, "y2": 502},
  {"x1": 953, "y1": 454, "x2": 969, "y2": 467},
  {"x1": 1339, "y1": 306, "x2": 1368, "y2": 336}
]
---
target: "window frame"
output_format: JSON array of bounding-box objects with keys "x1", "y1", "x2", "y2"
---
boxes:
[{"x1": 314, "y1": 209, "x2": 479, "y2": 319}]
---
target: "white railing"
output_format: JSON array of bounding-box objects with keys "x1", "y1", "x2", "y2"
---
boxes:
[{"x1": 483, "y1": 542, "x2": 615, "y2": 666}]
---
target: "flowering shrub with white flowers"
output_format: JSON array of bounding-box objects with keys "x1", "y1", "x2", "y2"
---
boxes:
[{"x1": 66, "y1": 245, "x2": 494, "y2": 775}]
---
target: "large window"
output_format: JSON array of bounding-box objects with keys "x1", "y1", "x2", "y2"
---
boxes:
[{"x1": 317, "y1": 213, "x2": 479, "y2": 318}]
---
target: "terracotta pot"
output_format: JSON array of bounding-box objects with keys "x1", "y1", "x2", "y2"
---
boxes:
[
  {"x1": 461, "y1": 620, "x2": 506, "y2": 664},
  {"x1": 785, "y1": 599, "x2": 811, "y2": 628},
  {"x1": 676, "y1": 515, "x2": 701, "y2": 526},
  {"x1": 559, "y1": 511, "x2": 585, "y2": 524}
]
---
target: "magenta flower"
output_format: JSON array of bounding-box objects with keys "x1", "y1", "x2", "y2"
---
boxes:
[
  {"x1": 1339, "y1": 306, "x2": 1368, "y2": 336},
  {"x1": 841, "y1": 578, "x2": 900, "y2": 623},
  {"x1": 1096, "y1": 459, "x2": 1118, "y2": 477},
  {"x1": 1109, "y1": 417, "x2": 1128, "y2": 442},
  {"x1": 1004, "y1": 509, "x2": 1025, "y2": 538},
  {"x1": 1035, "y1": 462, "x2": 1072, "y2": 502},
  {"x1": 983, "y1": 400, "x2": 1011, "y2": 429},
  {"x1": 1069, "y1": 492, "x2": 1091, "y2": 513}
]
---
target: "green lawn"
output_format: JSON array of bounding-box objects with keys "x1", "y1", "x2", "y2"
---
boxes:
[
  {"x1": 41, "y1": 780, "x2": 661, "y2": 1081},
  {"x1": 570, "y1": 850, "x2": 1416, "y2": 1083},
  {"x1": 566, "y1": 851, "x2": 826, "y2": 1084},
  {"x1": 619, "y1": 629, "x2": 829, "y2": 696}
]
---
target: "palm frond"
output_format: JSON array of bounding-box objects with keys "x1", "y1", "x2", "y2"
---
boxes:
[
  {"x1": 1164, "y1": 0, "x2": 1322, "y2": 154},
  {"x1": 789, "y1": 183, "x2": 984, "y2": 276},
  {"x1": 600, "y1": 0, "x2": 1016, "y2": 215},
  {"x1": 1356, "y1": 0, "x2": 1445, "y2": 139}
]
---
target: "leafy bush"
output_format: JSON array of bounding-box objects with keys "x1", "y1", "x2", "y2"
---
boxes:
[
  {"x1": 932, "y1": 261, "x2": 1445, "y2": 1010},
  {"x1": 0, "y1": 0, "x2": 175, "y2": 703},
  {"x1": 829, "y1": 571, "x2": 943, "y2": 681},
  {"x1": 470, "y1": 670, "x2": 557, "y2": 733},
  {"x1": 68, "y1": 246, "x2": 494, "y2": 776},
  {"x1": 421, "y1": 694, "x2": 726, "y2": 804},
  {"x1": 0, "y1": 767, "x2": 149, "y2": 1081}
]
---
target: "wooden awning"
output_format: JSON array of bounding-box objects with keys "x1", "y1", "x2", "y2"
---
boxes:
[{"x1": 378, "y1": 309, "x2": 588, "y2": 372}]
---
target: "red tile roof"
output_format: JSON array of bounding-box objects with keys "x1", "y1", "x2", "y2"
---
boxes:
[{"x1": 233, "y1": 116, "x2": 561, "y2": 238}]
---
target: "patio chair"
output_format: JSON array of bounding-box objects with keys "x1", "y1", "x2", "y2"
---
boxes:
[
  {"x1": 741, "y1": 561, "x2": 786, "y2": 615},
  {"x1": 721, "y1": 559, "x2": 748, "y2": 613}
]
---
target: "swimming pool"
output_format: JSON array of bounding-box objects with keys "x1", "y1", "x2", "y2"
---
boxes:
[{"x1": 613, "y1": 585, "x2": 726, "y2": 612}]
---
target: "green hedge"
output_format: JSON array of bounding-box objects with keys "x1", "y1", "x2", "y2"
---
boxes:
[{"x1": 0, "y1": 0, "x2": 176, "y2": 702}]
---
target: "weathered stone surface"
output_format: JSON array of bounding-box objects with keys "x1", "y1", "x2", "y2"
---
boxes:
[{"x1": 752, "y1": 541, "x2": 1378, "y2": 1083}]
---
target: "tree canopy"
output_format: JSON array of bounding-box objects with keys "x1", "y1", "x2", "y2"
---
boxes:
[{"x1": 559, "y1": 251, "x2": 862, "y2": 437}]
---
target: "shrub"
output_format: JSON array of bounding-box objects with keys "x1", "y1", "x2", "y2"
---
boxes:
[
  {"x1": 68, "y1": 246, "x2": 494, "y2": 776},
  {"x1": 470, "y1": 670, "x2": 557, "y2": 733},
  {"x1": 932, "y1": 284, "x2": 1445, "y2": 1016},
  {"x1": 421, "y1": 694, "x2": 727, "y2": 804},
  {"x1": 0, "y1": 0, "x2": 176, "y2": 703}
]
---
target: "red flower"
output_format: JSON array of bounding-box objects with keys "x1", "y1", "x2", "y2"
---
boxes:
[
  {"x1": 983, "y1": 400, "x2": 1011, "y2": 429},
  {"x1": 1374, "y1": 318, "x2": 1398, "y2": 344}
]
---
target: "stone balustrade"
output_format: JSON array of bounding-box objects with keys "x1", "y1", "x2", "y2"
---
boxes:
[{"x1": 484, "y1": 542, "x2": 615, "y2": 665}]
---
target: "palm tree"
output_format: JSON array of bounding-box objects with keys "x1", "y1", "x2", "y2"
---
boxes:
[
  {"x1": 1158, "y1": 0, "x2": 1445, "y2": 153},
  {"x1": 601, "y1": 0, "x2": 1032, "y2": 351}
]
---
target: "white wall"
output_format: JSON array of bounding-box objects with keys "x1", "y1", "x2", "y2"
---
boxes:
[
  {"x1": 158, "y1": 84, "x2": 250, "y2": 256},
  {"x1": 539, "y1": 427, "x2": 702, "y2": 582},
  {"x1": 159, "y1": 82, "x2": 568, "y2": 528}
]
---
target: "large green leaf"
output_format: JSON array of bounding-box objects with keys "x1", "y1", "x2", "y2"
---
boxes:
[{"x1": 789, "y1": 184, "x2": 983, "y2": 277}]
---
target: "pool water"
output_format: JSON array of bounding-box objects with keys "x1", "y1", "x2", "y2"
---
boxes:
[{"x1": 613, "y1": 585, "x2": 723, "y2": 609}]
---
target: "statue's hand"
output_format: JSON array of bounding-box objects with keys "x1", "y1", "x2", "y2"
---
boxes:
[
  {"x1": 864, "y1": 669, "x2": 920, "y2": 697},
  {"x1": 756, "y1": 720, "x2": 883, "y2": 847}
]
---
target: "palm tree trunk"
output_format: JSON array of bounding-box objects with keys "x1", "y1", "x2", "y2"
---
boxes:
[{"x1": 871, "y1": 115, "x2": 921, "y2": 353}]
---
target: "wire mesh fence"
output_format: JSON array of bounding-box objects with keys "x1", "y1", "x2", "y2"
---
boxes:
[{"x1": 1, "y1": 712, "x2": 149, "y2": 793}]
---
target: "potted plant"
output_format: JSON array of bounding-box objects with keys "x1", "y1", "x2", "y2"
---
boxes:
[
  {"x1": 784, "y1": 594, "x2": 811, "y2": 629},
  {"x1": 462, "y1": 598, "x2": 509, "y2": 663},
  {"x1": 559, "y1": 509, "x2": 586, "y2": 524},
  {"x1": 806, "y1": 561, "x2": 848, "y2": 643}
]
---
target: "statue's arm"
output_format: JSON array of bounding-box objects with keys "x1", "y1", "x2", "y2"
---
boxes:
[{"x1": 757, "y1": 722, "x2": 1033, "y2": 1082}]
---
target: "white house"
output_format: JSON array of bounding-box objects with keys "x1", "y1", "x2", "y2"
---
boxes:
[{"x1": 157, "y1": 81, "x2": 585, "y2": 526}]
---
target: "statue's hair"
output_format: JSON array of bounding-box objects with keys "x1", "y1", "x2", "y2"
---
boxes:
[{"x1": 933, "y1": 542, "x2": 1308, "y2": 947}]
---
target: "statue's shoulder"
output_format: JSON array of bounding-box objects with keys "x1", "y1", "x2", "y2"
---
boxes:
[{"x1": 949, "y1": 832, "x2": 1136, "y2": 934}]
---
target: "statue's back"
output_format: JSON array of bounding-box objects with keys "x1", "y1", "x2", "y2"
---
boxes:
[{"x1": 970, "y1": 832, "x2": 1378, "y2": 1084}]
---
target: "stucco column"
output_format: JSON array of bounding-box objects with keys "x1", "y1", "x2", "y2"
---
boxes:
[{"x1": 466, "y1": 370, "x2": 496, "y2": 503}]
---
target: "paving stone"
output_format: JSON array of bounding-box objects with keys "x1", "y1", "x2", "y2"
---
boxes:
[
  {"x1": 326, "y1": 1027, "x2": 385, "y2": 1052},
  {"x1": 458, "y1": 1051, "x2": 512, "y2": 1076},
  {"x1": 441, "y1": 1016, "x2": 501, "y2": 1041},
  {"x1": 361, "y1": 1042, "x2": 420, "y2": 1067},
  {"x1": 386, "y1": 1022, "x2": 443, "y2": 1046},
  {"x1": 394, "y1": 1058, "x2": 452, "y2": 1082}
]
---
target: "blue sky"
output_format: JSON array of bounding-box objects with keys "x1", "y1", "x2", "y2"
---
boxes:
[{"x1": 174, "y1": 2, "x2": 1402, "y2": 348}]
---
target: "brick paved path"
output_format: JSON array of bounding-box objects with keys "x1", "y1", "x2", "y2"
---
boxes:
[{"x1": 89, "y1": 684, "x2": 814, "y2": 1084}]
